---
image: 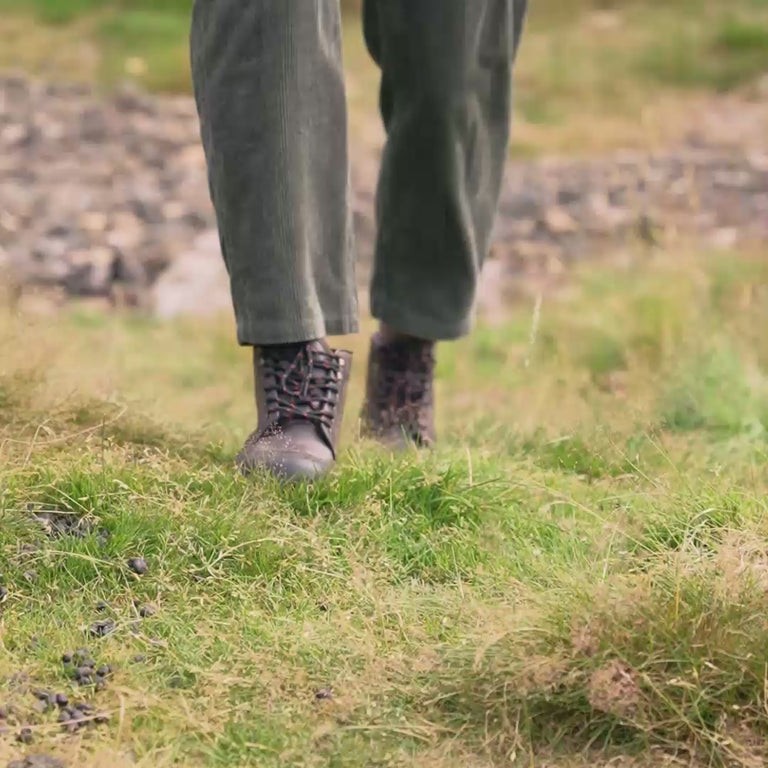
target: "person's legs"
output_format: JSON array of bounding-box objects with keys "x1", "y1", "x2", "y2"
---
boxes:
[
  {"x1": 361, "y1": 0, "x2": 527, "y2": 447},
  {"x1": 191, "y1": 0, "x2": 358, "y2": 346},
  {"x1": 364, "y1": 0, "x2": 527, "y2": 341},
  {"x1": 191, "y1": 0, "x2": 357, "y2": 481}
]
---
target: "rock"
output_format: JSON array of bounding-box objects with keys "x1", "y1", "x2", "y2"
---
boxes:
[
  {"x1": 151, "y1": 230, "x2": 230, "y2": 319},
  {"x1": 586, "y1": 193, "x2": 631, "y2": 233},
  {"x1": 127, "y1": 557, "x2": 148, "y2": 575},
  {"x1": 64, "y1": 248, "x2": 115, "y2": 296},
  {"x1": 74, "y1": 667, "x2": 93, "y2": 683},
  {"x1": 12, "y1": 755, "x2": 67, "y2": 768},
  {"x1": 25, "y1": 757, "x2": 65, "y2": 768},
  {"x1": 544, "y1": 206, "x2": 579, "y2": 235},
  {"x1": 1, "y1": 74, "x2": 768, "y2": 315},
  {"x1": 107, "y1": 212, "x2": 144, "y2": 251},
  {"x1": 89, "y1": 620, "x2": 116, "y2": 639},
  {"x1": 710, "y1": 227, "x2": 738, "y2": 249}
]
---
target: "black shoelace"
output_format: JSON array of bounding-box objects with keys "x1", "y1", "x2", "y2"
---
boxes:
[
  {"x1": 375, "y1": 341, "x2": 435, "y2": 435},
  {"x1": 262, "y1": 345, "x2": 342, "y2": 430}
]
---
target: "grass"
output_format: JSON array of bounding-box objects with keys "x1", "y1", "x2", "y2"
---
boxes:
[
  {"x1": 1, "y1": 0, "x2": 768, "y2": 153},
  {"x1": 2, "y1": 245, "x2": 768, "y2": 766}
]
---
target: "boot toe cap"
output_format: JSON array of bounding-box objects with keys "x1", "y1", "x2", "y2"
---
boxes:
[{"x1": 236, "y1": 442, "x2": 334, "y2": 482}]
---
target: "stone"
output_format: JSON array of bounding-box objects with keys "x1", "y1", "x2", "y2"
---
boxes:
[
  {"x1": 544, "y1": 206, "x2": 579, "y2": 235},
  {"x1": 63, "y1": 248, "x2": 115, "y2": 296},
  {"x1": 710, "y1": 227, "x2": 738, "y2": 250},
  {"x1": 22, "y1": 755, "x2": 66, "y2": 768},
  {"x1": 127, "y1": 557, "x2": 148, "y2": 575},
  {"x1": 151, "y1": 230, "x2": 230, "y2": 319}
]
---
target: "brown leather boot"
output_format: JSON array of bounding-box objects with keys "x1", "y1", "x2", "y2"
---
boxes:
[
  {"x1": 361, "y1": 333, "x2": 436, "y2": 449},
  {"x1": 237, "y1": 340, "x2": 352, "y2": 481}
]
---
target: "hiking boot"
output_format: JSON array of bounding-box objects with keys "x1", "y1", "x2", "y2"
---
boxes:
[
  {"x1": 361, "y1": 332, "x2": 436, "y2": 449},
  {"x1": 237, "y1": 340, "x2": 352, "y2": 481}
]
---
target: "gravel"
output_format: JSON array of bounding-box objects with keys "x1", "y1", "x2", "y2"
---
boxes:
[{"x1": 2, "y1": 74, "x2": 767, "y2": 317}]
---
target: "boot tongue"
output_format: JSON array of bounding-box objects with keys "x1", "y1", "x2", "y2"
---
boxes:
[
  {"x1": 372, "y1": 333, "x2": 434, "y2": 373},
  {"x1": 306, "y1": 339, "x2": 331, "y2": 354},
  {"x1": 264, "y1": 339, "x2": 336, "y2": 456},
  {"x1": 264, "y1": 338, "x2": 329, "y2": 362}
]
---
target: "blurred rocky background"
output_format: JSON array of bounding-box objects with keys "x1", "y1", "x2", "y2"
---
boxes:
[{"x1": 0, "y1": 0, "x2": 767, "y2": 319}]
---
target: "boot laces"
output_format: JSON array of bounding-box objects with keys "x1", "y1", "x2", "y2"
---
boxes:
[
  {"x1": 262, "y1": 345, "x2": 342, "y2": 431},
  {"x1": 375, "y1": 342, "x2": 434, "y2": 435}
]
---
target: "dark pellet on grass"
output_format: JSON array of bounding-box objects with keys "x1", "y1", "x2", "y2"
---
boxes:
[
  {"x1": 138, "y1": 604, "x2": 156, "y2": 618},
  {"x1": 74, "y1": 667, "x2": 94, "y2": 684},
  {"x1": 61, "y1": 652, "x2": 73, "y2": 665},
  {"x1": 75, "y1": 702, "x2": 94, "y2": 713},
  {"x1": 95, "y1": 711, "x2": 110, "y2": 724},
  {"x1": 130, "y1": 654, "x2": 147, "y2": 664},
  {"x1": 55, "y1": 693, "x2": 69, "y2": 707},
  {"x1": 127, "y1": 557, "x2": 148, "y2": 575},
  {"x1": 75, "y1": 666, "x2": 92, "y2": 678},
  {"x1": 17, "y1": 726, "x2": 33, "y2": 744},
  {"x1": 0, "y1": 586, "x2": 8, "y2": 601},
  {"x1": 17, "y1": 755, "x2": 66, "y2": 768},
  {"x1": 97, "y1": 665, "x2": 112, "y2": 677},
  {"x1": 89, "y1": 620, "x2": 115, "y2": 638},
  {"x1": 32, "y1": 689, "x2": 50, "y2": 701},
  {"x1": 315, "y1": 688, "x2": 334, "y2": 701},
  {"x1": 8, "y1": 671, "x2": 29, "y2": 687}
]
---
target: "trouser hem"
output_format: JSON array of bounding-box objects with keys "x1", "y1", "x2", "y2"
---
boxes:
[
  {"x1": 371, "y1": 294, "x2": 471, "y2": 342},
  {"x1": 236, "y1": 313, "x2": 359, "y2": 347}
]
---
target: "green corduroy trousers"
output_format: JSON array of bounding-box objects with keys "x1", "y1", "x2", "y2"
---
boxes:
[{"x1": 191, "y1": 0, "x2": 527, "y2": 344}]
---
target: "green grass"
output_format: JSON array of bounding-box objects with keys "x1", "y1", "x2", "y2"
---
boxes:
[{"x1": 3, "y1": 246, "x2": 768, "y2": 766}]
